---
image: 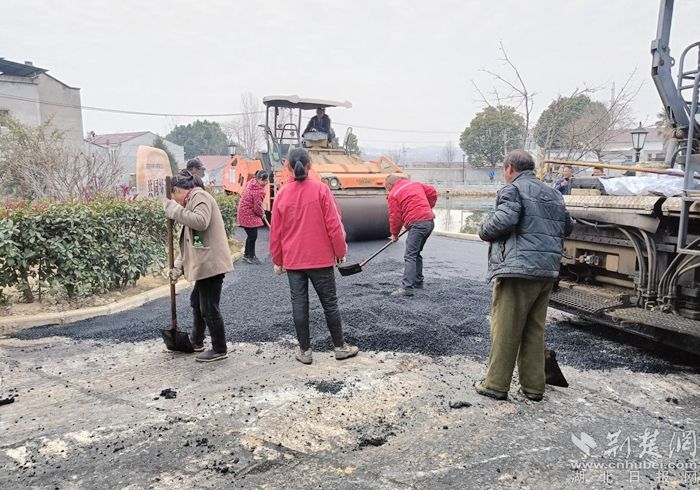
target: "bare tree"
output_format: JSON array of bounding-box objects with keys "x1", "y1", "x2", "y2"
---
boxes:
[
  {"x1": 473, "y1": 42, "x2": 534, "y2": 148},
  {"x1": 439, "y1": 141, "x2": 457, "y2": 163},
  {"x1": 0, "y1": 116, "x2": 123, "y2": 200},
  {"x1": 558, "y1": 74, "x2": 639, "y2": 161},
  {"x1": 222, "y1": 92, "x2": 264, "y2": 158}
]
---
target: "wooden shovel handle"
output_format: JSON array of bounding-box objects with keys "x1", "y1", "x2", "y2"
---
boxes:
[
  {"x1": 166, "y1": 176, "x2": 177, "y2": 330},
  {"x1": 360, "y1": 229, "x2": 408, "y2": 267}
]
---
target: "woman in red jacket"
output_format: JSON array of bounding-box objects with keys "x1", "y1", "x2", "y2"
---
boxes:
[
  {"x1": 237, "y1": 171, "x2": 269, "y2": 264},
  {"x1": 270, "y1": 148, "x2": 359, "y2": 365}
]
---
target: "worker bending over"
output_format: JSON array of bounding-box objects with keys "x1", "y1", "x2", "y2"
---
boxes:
[
  {"x1": 165, "y1": 173, "x2": 233, "y2": 362},
  {"x1": 385, "y1": 174, "x2": 438, "y2": 297},
  {"x1": 476, "y1": 150, "x2": 572, "y2": 401}
]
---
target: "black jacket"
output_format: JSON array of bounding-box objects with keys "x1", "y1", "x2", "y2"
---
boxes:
[
  {"x1": 304, "y1": 114, "x2": 331, "y2": 135},
  {"x1": 479, "y1": 170, "x2": 573, "y2": 282}
]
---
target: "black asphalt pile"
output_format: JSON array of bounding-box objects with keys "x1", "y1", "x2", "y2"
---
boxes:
[
  {"x1": 158, "y1": 388, "x2": 177, "y2": 399},
  {"x1": 305, "y1": 380, "x2": 345, "y2": 394},
  {"x1": 12, "y1": 239, "x2": 698, "y2": 374}
]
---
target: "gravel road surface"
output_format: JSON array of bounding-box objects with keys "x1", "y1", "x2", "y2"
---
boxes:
[{"x1": 2, "y1": 230, "x2": 698, "y2": 489}]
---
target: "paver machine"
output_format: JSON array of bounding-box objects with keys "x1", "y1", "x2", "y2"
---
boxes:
[
  {"x1": 222, "y1": 95, "x2": 406, "y2": 241},
  {"x1": 546, "y1": 0, "x2": 700, "y2": 354}
]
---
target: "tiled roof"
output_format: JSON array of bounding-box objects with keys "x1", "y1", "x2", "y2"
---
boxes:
[
  {"x1": 0, "y1": 58, "x2": 46, "y2": 77},
  {"x1": 91, "y1": 131, "x2": 150, "y2": 145}
]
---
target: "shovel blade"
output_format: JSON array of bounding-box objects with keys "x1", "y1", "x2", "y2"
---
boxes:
[
  {"x1": 162, "y1": 328, "x2": 194, "y2": 353},
  {"x1": 338, "y1": 263, "x2": 363, "y2": 276},
  {"x1": 545, "y1": 349, "x2": 568, "y2": 387}
]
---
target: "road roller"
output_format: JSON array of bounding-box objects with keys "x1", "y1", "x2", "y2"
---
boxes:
[
  {"x1": 222, "y1": 95, "x2": 406, "y2": 241},
  {"x1": 544, "y1": 0, "x2": 700, "y2": 355}
]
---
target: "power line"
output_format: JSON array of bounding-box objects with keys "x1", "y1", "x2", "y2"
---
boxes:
[
  {"x1": 0, "y1": 93, "x2": 263, "y2": 118},
  {"x1": 334, "y1": 121, "x2": 457, "y2": 134},
  {"x1": 0, "y1": 92, "x2": 461, "y2": 134}
]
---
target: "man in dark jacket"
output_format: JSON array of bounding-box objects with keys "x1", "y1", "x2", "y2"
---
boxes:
[
  {"x1": 475, "y1": 150, "x2": 573, "y2": 402},
  {"x1": 304, "y1": 107, "x2": 333, "y2": 143},
  {"x1": 554, "y1": 165, "x2": 573, "y2": 195}
]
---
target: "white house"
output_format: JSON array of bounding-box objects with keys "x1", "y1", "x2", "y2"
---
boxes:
[
  {"x1": 0, "y1": 58, "x2": 84, "y2": 147},
  {"x1": 90, "y1": 131, "x2": 184, "y2": 184}
]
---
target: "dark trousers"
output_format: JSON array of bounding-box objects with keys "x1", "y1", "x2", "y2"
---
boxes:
[
  {"x1": 243, "y1": 227, "x2": 258, "y2": 258},
  {"x1": 402, "y1": 220, "x2": 434, "y2": 288},
  {"x1": 287, "y1": 267, "x2": 344, "y2": 351},
  {"x1": 190, "y1": 274, "x2": 227, "y2": 353}
]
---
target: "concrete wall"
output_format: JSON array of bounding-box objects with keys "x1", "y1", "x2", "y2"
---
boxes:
[
  {"x1": 0, "y1": 72, "x2": 83, "y2": 148},
  {"x1": 36, "y1": 74, "x2": 83, "y2": 148},
  {"x1": 403, "y1": 163, "x2": 502, "y2": 187},
  {"x1": 0, "y1": 75, "x2": 42, "y2": 127}
]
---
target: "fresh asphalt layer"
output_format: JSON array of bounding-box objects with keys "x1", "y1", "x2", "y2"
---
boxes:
[
  {"x1": 12, "y1": 229, "x2": 699, "y2": 374},
  {"x1": 2, "y1": 230, "x2": 699, "y2": 489}
]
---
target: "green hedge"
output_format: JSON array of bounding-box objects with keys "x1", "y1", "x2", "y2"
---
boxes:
[{"x1": 0, "y1": 193, "x2": 238, "y2": 304}]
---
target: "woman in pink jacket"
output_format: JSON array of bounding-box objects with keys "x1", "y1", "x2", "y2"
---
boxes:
[
  {"x1": 270, "y1": 148, "x2": 359, "y2": 365},
  {"x1": 237, "y1": 171, "x2": 269, "y2": 264}
]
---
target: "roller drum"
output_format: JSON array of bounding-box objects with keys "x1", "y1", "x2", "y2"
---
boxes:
[{"x1": 334, "y1": 193, "x2": 390, "y2": 242}]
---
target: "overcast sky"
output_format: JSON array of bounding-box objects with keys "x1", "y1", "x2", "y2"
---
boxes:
[{"x1": 2, "y1": 0, "x2": 699, "y2": 150}]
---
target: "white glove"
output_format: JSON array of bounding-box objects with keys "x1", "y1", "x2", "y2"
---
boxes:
[
  {"x1": 169, "y1": 259, "x2": 183, "y2": 283},
  {"x1": 163, "y1": 199, "x2": 180, "y2": 219},
  {"x1": 273, "y1": 265, "x2": 286, "y2": 275},
  {"x1": 337, "y1": 256, "x2": 346, "y2": 265}
]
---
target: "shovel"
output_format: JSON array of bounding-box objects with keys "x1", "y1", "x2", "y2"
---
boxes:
[
  {"x1": 161, "y1": 176, "x2": 194, "y2": 353},
  {"x1": 545, "y1": 349, "x2": 568, "y2": 387},
  {"x1": 338, "y1": 229, "x2": 408, "y2": 277}
]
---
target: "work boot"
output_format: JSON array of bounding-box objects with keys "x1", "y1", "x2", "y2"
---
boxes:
[
  {"x1": 295, "y1": 348, "x2": 313, "y2": 365},
  {"x1": 195, "y1": 349, "x2": 228, "y2": 363},
  {"x1": 251, "y1": 257, "x2": 262, "y2": 265},
  {"x1": 390, "y1": 287, "x2": 414, "y2": 297},
  {"x1": 474, "y1": 380, "x2": 508, "y2": 401},
  {"x1": 334, "y1": 344, "x2": 359, "y2": 360},
  {"x1": 413, "y1": 281, "x2": 424, "y2": 289},
  {"x1": 519, "y1": 388, "x2": 544, "y2": 402}
]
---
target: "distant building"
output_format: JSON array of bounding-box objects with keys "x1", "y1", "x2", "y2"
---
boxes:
[
  {"x1": 598, "y1": 127, "x2": 666, "y2": 164},
  {"x1": 0, "y1": 58, "x2": 84, "y2": 146},
  {"x1": 90, "y1": 131, "x2": 184, "y2": 184},
  {"x1": 543, "y1": 126, "x2": 668, "y2": 176}
]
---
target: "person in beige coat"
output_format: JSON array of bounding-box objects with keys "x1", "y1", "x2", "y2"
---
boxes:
[{"x1": 164, "y1": 173, "x2": 233, "y2": 362}]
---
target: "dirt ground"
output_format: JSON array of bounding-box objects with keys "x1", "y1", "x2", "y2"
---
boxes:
[{"x1": 1, "y1": 231, "x2": 699, "y2": 489}]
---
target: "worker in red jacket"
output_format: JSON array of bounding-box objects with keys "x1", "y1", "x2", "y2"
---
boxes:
[
  {"x1": 270, "y1": 148, "x2": 359, "y2": 365},
  {"x1": 237, "y1": 170, "x2": 269, "y2": 264},
  {"x1": 385, "y1": 174, "x2": 438, "y2": 296}
]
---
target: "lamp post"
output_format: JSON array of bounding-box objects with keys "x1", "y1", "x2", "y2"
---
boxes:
[
  {"x1": 628, "y1": 122, "x2": 648, "y2": 176},
  {"x1": 227, "y1": 141, "x2": 238, "y2": 157},
  {"x1": 462, "y1": 152, "x2": 466, "y2": 185}
]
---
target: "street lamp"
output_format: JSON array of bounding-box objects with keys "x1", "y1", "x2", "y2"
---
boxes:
[
  {"x1": 626, "y1": 122, "x2": 648, "y2": 177},
  {"x1": 227, "y1": 141, "x2": 238, "y2": 157},
  {"x1": 630, "y1": 122, "x2": 648, "y2": 163}
]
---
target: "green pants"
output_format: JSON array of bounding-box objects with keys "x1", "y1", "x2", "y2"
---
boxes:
[{"x1": 484, "y1": 277, "x2": 554, "y2": 395}]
